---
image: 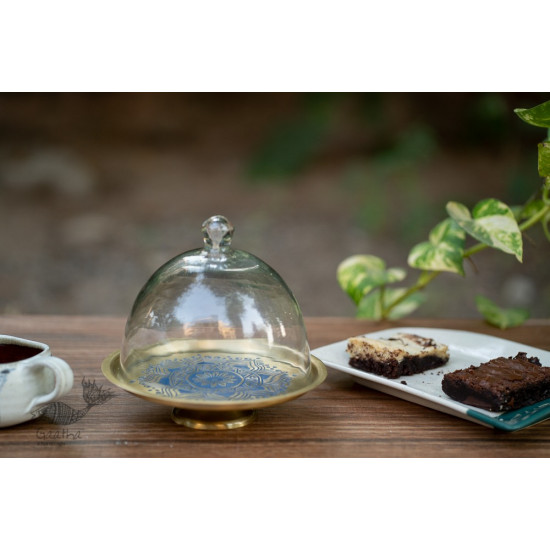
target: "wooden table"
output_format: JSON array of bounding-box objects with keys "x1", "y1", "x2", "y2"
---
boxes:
[{"x1": 1, "y1": 315, "x2": 550, "y2": 457}]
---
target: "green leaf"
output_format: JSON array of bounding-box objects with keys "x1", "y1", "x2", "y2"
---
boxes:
[
  {"x1": 475, "y1": 295, "x2": 529, "y2": 329},
  {"x1": 407, "y1": 218, "x2": 466, "y2": 275},
  {"x1": 447, "y1": 198, "x2": 523, "y2": 261},
  {"x1": 517, "y1": 197, "x2": 545, "y2": 221},
  {"x1": 514, "y1": 100, "x2": 550, "y2": 128},
  {"x1": 337, "y1": 255, "x2": 406, "y2": 305},
  {"x1": 538, "y1": 141, "x2": 550, "y2": 177},
  {"x1": 543, "y1": 211, "x2": 550, "y2": 242},
  {"x1": 357, "y1": 287, "x2": 424, "y2": 320},
  {"x1": 446, "y1": 201, "x2": 471, "y2": 222}
]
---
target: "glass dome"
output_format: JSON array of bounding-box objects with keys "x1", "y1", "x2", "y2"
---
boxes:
[{"x1": 110, "y1": 215, "x2": 324, "y2": 428}]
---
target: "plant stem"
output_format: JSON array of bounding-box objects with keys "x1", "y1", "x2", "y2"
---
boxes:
[
  {"x1": 380, "y1": 199, "x2": 550, "y2": 319},
  {"x1": 381, "y1": 270, "x2": 439, "y2": 318},
  {"x1": 543, "y1": 177, "x2": 550, "y2": 205},
  {"x1": 521, "y1": 202, "x2": 550, "y2": 230}
]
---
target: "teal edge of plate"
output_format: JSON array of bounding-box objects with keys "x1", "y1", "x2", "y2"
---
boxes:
[{"x1": 467, "y1": 398, "x2": 550, "y2": 431}]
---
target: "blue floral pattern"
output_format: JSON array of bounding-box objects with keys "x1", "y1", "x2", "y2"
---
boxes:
[{"x1": 132, "y1": 354, "x2": 296, "y2": 401}]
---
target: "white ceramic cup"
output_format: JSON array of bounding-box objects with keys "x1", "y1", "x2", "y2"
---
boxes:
[{"x1": 0, "y1": 335, "x2": 74, "y2": 428}]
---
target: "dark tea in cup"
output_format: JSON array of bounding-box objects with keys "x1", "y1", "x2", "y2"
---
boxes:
[{"x1": 0, "y1": 343, "x2": 42, "y2": 364}]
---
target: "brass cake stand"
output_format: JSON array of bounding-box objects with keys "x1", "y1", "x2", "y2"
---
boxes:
[{"x1": 101, "y1": 351, "x2": 327, "y2": 430}]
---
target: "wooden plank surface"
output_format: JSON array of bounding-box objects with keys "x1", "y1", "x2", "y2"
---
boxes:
[{"x1": 1, "y1": 315, "x2": 550, "y2": 458}]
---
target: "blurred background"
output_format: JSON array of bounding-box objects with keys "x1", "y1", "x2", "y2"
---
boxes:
[{"x1": 1, "y1": 92, "x2": 549, "y2": 318}]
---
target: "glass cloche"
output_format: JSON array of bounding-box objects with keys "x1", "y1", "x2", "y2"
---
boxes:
[{"x1": 102, "y1": 215, "x2": 326, "y2": 429}]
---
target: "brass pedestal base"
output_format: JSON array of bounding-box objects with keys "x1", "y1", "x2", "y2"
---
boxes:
[{"x1": 171, "y1": 408, "x2": 257, "y2": 430}]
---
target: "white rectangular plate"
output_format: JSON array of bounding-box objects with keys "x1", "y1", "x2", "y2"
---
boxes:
[{"x1": 312, "y1": 327, "x2": 550, "y2": 431}]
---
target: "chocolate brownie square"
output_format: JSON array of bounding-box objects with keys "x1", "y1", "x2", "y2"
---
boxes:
[{"x1": 442, "y1": 352, "x2": 550, "y2": 412}]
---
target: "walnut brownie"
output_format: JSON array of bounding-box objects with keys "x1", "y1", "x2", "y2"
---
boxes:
[{"x1": 346, "y1": 333, "x2": 449, "y2": 379}]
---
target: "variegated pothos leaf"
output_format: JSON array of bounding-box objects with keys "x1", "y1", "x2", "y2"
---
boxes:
[
  {"x1": 538, "y1": 141, "x2": 550, "y2": 178},
  {"x1": 356, "y1": 287, "x2": 424, "y2": 320},
  {"x1": 407, "y1": 218, "x2": 465, "y2": 275},
  {"x1": 475, "y1": 295, "x2": 529, "y2": 329},
  {"x1": 447, "y1": 198, "x2": 523, "y2": 262},
  {"x1": 514, "y1": 100, "x2": 550, "y2": 128},
  {"x1": 337, "y1": 254, "x2": 406, "y2": 305}
]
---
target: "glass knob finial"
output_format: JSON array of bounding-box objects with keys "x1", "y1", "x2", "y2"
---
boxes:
[{"x1": 202, "y1": 215, "x2": 234, "y2": 251}]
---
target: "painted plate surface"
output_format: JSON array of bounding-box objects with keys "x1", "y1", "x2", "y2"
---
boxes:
[
  {"x1": 102, "y1": 351, "x2": 327, "y2": 411},
  {"x1": 312, "y1": 327, "x2": 550, "y2": 431}
]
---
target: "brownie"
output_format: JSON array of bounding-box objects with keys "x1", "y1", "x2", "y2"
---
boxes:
[
  {"x1": 442, "y1": 352, "x2": 550, "y2": 412},
  {"x1": 347, "y1": 333, "x2": 449, "y2": 379},
  {"x1": 349, "y1": 354, "x2": 448, "y2": 379}
]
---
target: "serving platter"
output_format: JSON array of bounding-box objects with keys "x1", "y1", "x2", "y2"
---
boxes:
[{"x1": 312, "y1": 327, "x2": 550, "y2": 431}]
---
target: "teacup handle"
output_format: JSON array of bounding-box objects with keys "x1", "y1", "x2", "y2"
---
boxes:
[{"x1": 25, "y1": 357, "x2": 74, "y2": 412}]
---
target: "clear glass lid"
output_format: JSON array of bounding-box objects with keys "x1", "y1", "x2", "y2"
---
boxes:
[{"x1": 119, "y1": 215, "x2": 311, "y2": 399}]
